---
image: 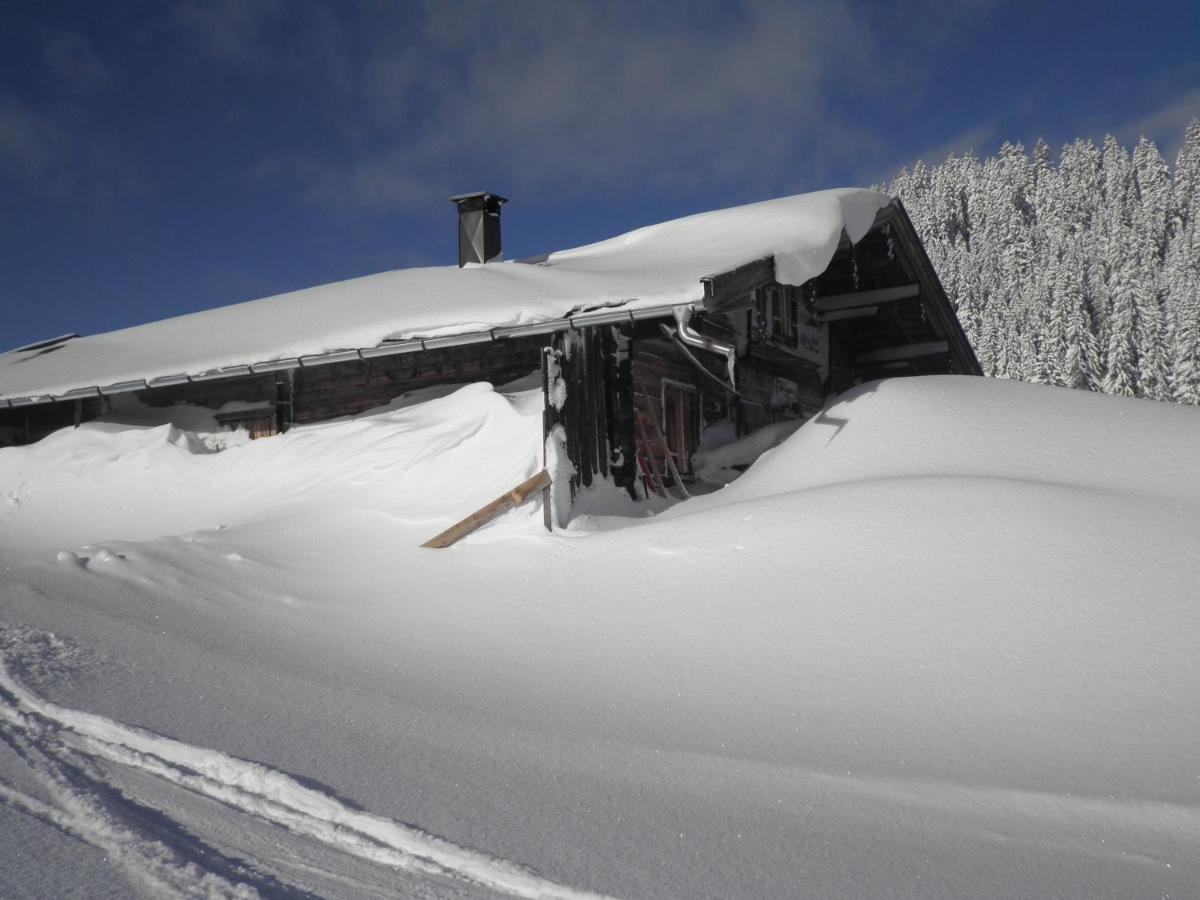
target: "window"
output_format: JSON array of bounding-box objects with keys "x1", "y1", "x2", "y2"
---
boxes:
[
  {"x1": 756, "y1": 286, "x2": 800, "y2": 348},
  {"x1": 661, "y1": 380, "x2": 700, "y2": 476}
]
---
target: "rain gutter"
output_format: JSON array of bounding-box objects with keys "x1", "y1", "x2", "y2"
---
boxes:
[{"x1": 1, "y1": 301, "x2": 699, "y2": 409}]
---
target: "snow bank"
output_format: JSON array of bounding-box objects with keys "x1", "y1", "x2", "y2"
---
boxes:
[
  {"x1": 686, "y1": 374, "x2": 1200, "y2": 509},
  {"x1": 0, "y1": 189, "x2": 889, "y2": 401},
  {"x1": 0, "y1": 378, "x2": 544, "y2": 553},
  {"x1": 692, "y1": 418, "x2": 803, "y2": 485},
  {"x1": 2, "y1": 376, "x2": 1199, "y2": 899}
]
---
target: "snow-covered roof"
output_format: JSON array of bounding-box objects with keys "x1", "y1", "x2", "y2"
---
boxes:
[{"x1": 0, "y1": 189, "x2": 890, "y2": 405}]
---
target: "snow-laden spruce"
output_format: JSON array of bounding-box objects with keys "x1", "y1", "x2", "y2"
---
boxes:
[{"x1": 887, "y1": 119, "x2": 1200, "y2": 405}]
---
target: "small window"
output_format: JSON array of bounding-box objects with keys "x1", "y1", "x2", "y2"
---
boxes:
[{"x1": 756, "y1": 286, "x2": 802, "y2": 348}]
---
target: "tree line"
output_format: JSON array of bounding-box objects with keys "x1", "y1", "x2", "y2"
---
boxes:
[{"x1": 885, "y1": 121, "x2": 1200, "y2": 405}]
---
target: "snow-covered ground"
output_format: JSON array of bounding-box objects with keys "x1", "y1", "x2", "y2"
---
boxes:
[{"x1": 2, "y1": 375, "x2": 1198, "y2": 898}]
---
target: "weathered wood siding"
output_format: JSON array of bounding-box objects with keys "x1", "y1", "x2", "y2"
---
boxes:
[
  {"x1": 694, "y1": 303, "x2": 827, "y2": 433},
  {"x1": 135, "y1": 375, "x2": 277, "y2": 410},
  {"x1": 546, "y1": 327, "x2": 622, "y2": 495},
  {"x1": 134, "y1": 373, "x2": 288, "y2": 439},
  {"x1": 628, "y1": 326, "x2": 731, "y2": 485},
  {"x1": 291, "y1": 337, "x2": 544, "y2": 425},
  {"x1": 0, "y1": 397, "x2": 102, "y2": 446}
]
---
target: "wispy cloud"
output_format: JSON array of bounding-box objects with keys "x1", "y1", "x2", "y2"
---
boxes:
[
  {"x1": 0, "y1": 99, "x2": 69, "y2": 189},
  {"x1": 910, "y1": 121, "x2": 1000, "y2": 169},
  {"x1": 0, "y1": 96, "x2": 145, "y2": 203},
  {"x1": 1117, "y1": 86, "x2": 1200, "y2": 160},
  {"x1": 0, "y1": 17, "x2": 143, "y2": 206},
  {"x1": 41, "y1": 31, "x2": 113, "y2": 95},
  {"x1": 11, "y1": 0, "x2": 1013, "y2": 217},
  {"x1": 171, "y1": 0, "x2": 285, "y2": 65},
  {"x1": 227, "y1": 1, "x2": 892, "y2": 213}
]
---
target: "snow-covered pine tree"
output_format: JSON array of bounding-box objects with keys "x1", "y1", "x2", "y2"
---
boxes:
[
  {"x1": 1032, "y1": 147, "x2": 1069, "y2": 385},
  {"x1": 1166, "y1": 123, "x2": 1200, "y2": 404},
  {"x1": 1057, "y1": 243, "x2": 1102, "y2": 391},
  {"x1": 885, "y1": 120, "x2": 1200, "y2": 405},
  {"x1": 1173, "y1": 121, "x2": 1200, "y2": 220},
  {"x1": 1131, "y1": 138, "x2": 1172, "y2": 400},
  {"x1": 1165, "y1": 213, "x2": 1200, "y2": 404},
  {"x1": 1102, "y1": 256, "x2": 1140, "y2": 397}
]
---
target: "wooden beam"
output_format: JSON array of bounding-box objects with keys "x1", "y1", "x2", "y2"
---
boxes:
[
  {"x1": 854, "y1": 340, "x2": 949, "y2": 365},
  {"x1": 815, "y1": 284, "x2": 919, "y2": 314},
  {"x1": 701, "y1": 255, "x2": 775, "y2": 313},
  {"x1": 422, "y1": 469, "x2": 552, "y2": 549},
  {"x1": 820, "y1": 305, "x2": 878, "y2": 323},
  {"x1": 879, "y1": 200, "x2": 984, "y2": 375}
]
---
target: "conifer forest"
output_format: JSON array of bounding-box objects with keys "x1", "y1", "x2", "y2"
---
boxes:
[{"x1": 886, "y1": 120, "x2": 1200, "y2": 405}]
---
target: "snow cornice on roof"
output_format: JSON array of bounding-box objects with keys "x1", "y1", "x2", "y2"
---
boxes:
[{"x1": 0, "y1": 189, "x2": 893, "y2": 407}]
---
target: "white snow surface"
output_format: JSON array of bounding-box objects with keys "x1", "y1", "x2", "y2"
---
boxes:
[
  {"x1": 2, "y1": 375, "x2": 1200, "y2": 898},
  {"x1": 692, "y1": 418, "x2": 804, "y2": 485},
  {"x1": 0, "y1": 189, "x2": 888, "y2": 401}
]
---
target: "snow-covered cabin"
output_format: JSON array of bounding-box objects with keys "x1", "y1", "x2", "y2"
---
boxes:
[{"x1": 0, "y1": 189, "x2": 980, "y2": 502}]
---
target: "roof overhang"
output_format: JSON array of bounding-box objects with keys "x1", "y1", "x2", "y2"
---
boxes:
[{"x1": 0, "y1": 301, "x2": 700, "y2": 409}]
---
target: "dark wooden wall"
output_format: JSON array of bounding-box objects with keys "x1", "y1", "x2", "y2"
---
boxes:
[
  {"x1": 291, "y1": 337, "x2": 544, "y2": 425},
  {"x1": 136, "y1": 374, "x2": 278, "y2": 410},
  {"x1": 0, "y1": 397, "x2": 102, "y2": 446},
  {"x1": 546, "y1": 327, "x2": 623, "y2": 496},
  {"x1": 626, "y1": 323, "x2": 736, "y2": 487},
  {"x1": 0, "y1": 336, "x2": 547, "y2": 448},
  {"x1": 130, "y1": 336, "x2": 544, "y2": 429},
  {"x1": 692, "y1": 306, "x2": 827, "y2": 432}
]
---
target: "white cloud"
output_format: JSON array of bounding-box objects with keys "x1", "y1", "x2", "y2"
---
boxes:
[
  {"x1": 155, "y1": 0, "x2": 1013, "y2": 215},
  {"x1": 1117, "y1": 87, "x2": 1200, "y2": 161},
  {"x1": 910, "y1": 121, "x2": 999, "y2": 169},
  {"x1": 0, "y1": 99, "x2": 69, "y2": 188},
  {"x1": 247, "y1": 1, "x2": 891, "y2": 213},
  {"x1": 0, "y1": 96, "x2": 145, "y2": 203}
]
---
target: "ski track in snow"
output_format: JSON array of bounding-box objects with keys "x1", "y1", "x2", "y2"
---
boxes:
[{"x1": 0, "y1": 652, "x2": 609, "y2": 900}]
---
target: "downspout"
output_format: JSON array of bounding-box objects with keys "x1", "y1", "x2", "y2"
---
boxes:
[{"x1": 660, "y1": 307, "x2": 740, "y2": 396}]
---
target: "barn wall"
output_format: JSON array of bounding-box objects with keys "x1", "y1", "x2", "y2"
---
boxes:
[
  {"x1": 135, "y1": 375, "x2": 277, "y2": 409},
  {"x1": 735, "y1": 345, "x2": 826, "y2": 431},
  {"x1": 545, "y1": 328, "x2": 620, "y2": 496},
  {"x1": 827, "y1": 326, "x2": 857, "y2": 396},
  {"x1": 126, "y1": 338, "x2": 545, "y2": 429},
  {"x1": 291, "y1": 337, "x2": 545, "y2": 425},
  {"x1": 628, "y1": 327, "x2": 732, "y2": 488},
  {"x1": 0, "y1": 397, "x2": 103, "y2": 446}
]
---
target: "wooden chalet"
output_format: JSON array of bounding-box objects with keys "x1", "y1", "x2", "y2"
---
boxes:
[{"x1": 0, "y1": 189, "x2": 980, "y2": 513}]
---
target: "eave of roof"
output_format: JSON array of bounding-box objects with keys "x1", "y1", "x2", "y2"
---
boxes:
[{"x1": 0, "y1": 189, "x2": 893, "y2": 407}]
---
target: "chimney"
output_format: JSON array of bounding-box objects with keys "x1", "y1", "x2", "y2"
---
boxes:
[{"x1": 450, "y1": 191, "x2": 507, "y2": 267}]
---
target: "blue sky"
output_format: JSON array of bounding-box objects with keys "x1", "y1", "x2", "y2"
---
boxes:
[{"x1": 2, "y1": 0, "x2": 1198, "y2": 352}]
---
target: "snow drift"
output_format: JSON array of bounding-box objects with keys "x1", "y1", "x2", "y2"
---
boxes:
[{"x1": 2, "y1": 375, "x2": 1199, "y2": 899}]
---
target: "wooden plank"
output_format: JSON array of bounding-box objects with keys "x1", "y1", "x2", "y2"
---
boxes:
[
  {"x1": 701, "y1": 256, "x2": 775, "y2": 313},
  {"x1": 821, "y1": 305, "x2": 879, "y2": 322},
  {"x1": 854, "y1": 340, "x2": 949, "y2": 365},
  {"x1": 815, "y1": 284, "x2": 919, "y2": 314},
  {"x1": 422, "y1": 469, "x2": 552, "y2": 549},
  {"x1": 879, "y1": 200, "x2": 984, "y2": 376}
]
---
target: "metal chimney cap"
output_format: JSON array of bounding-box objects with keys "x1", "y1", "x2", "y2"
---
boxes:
[{"x1": 450, "y1": 191, "x2": 508, "y2": 209}]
